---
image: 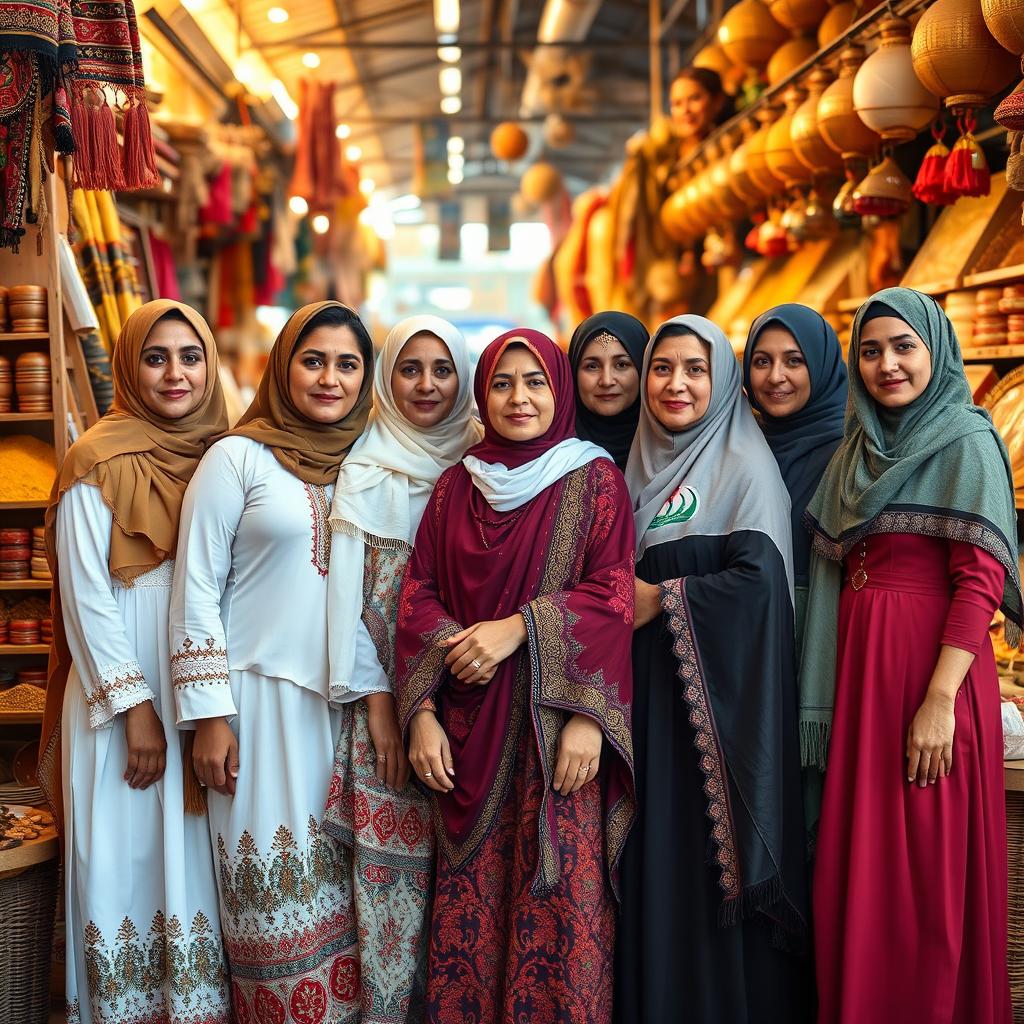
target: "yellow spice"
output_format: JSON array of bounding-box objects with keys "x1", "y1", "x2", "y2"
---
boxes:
[{"x1": 0, "y1": 435, "x2": 57, "y2": 501}]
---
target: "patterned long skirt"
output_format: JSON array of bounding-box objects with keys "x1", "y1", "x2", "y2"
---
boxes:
[
  {"x1": 426, "y1": 728, "x2": 615, "y2": 1024},
  {"x1": 323, "y1": 698, "x2": 433, "y2": 1023}
]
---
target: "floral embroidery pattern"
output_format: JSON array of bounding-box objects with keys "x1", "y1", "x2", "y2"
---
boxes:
[
  {"x1": 76, "y1": 910, "x2": 230, "y2": 1024},
  {"x1": 650, "y1": 484, "x2": 700, "y2": 529},
  {"x1": 170, "y1": 636, "x2": 229, "y2": 691},
  {"x1": 303, "y1": 483, "x2": 332, "y2": 577},
  {"x1": 86, "y1": 659, "x2": 151, "y2": 728},
  {"x1": 659, "y1": 577, "x2": 740, "y2": 906},
  {"x1": 215, "y1": 817, "x2": 358, "y2": 1023}
]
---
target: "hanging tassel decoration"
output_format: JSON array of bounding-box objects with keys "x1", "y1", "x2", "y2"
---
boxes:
[
  {"x1": 121, "y1": 98, "x2": 161, "y2": 190},
  {"x1": 944, "y1": 111, "x2": 990, "y2": 200},
  {"x1": 912, "y1": 119, "x2": 954, "y2": 206},
  {"x1": 71, "y1": 88, "x2": 124, "y2": 191}
]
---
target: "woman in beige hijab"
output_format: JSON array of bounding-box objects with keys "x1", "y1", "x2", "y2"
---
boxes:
[{"x1": 42, "y1": 300, "x2": 232, "y2": 1024}]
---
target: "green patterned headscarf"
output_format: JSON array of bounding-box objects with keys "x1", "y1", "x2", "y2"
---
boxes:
[{"x1": 799, "y1": 287, "x2": 1022, "y2": 770}]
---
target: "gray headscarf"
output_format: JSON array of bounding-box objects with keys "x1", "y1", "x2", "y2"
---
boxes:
[{"x1": 625, "y1": 314, "x2": 795, "y2": 596}]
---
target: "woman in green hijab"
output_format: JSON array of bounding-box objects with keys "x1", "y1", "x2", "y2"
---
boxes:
[{"x1": 804, "y1": 287, "x2": 1021, "y2": 1024}]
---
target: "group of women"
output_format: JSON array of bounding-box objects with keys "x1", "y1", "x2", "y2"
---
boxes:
[{"x1": 38, "y1": 282, "x2": 1019, "y2": 1024}]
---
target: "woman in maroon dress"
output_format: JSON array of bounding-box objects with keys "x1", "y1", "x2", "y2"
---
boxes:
[
  {"x1": 802, "y1": 288, "x2": 1023, "y2": 1024},
  {"x1": 395, "y1": 329, "x2": 635, "y2": 1024}
]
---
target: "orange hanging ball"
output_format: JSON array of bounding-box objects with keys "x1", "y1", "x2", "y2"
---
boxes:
[
  {"x1": 491, "y1": 122, "x2": 530, "y2": 161},
  {"x1": 520, "y1": 162, "x2": 564, "y2": 205}
]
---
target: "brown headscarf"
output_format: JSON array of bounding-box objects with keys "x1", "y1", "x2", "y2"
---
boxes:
[
  {"x1": 39, "y1": 300, "x2": 228, "y2": 832},
  {"x1": 224, "y1": 301, "x2": 374, "y2": 484}
]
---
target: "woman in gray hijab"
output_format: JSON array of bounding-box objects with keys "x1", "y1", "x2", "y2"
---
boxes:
[{"x1": 615, "y1": 315, "x2": 812, "y2": 1024}]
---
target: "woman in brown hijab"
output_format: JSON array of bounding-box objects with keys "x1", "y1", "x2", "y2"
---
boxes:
[
  {"x1": 41, "y1": 299, "x2": 232, "y2": 1024},
  {"x1": 168, "y1": 302, "x2": 389, "y2": 1021}
]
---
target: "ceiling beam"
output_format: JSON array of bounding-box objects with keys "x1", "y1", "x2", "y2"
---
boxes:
[{"x1": 262, "y1": 37, "x2": 658, "y2": 51}]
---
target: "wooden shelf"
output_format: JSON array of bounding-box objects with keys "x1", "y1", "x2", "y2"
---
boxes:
[
  {"x1": 963, "y1": 346, "x2": 1024, "y2": 362},
  {"x1": 0, "y1": 645, "x2": 48, "y2": 655},
  {"x1": 0, "y1": 332, "x2": 48, "y2": 342},
  {"x1": 964, "y1": 264, "x2": 1024, "y2": 290},
  {"x1": 0, "y1": 580, "x2": 49, "y2": 591},
  {"x1": 0, "y1": 501, "x2": 47, "y2": 510},
  {"x1": 0, "y1": 710, "x2": 43, "y2": 726},
  {"x1": 0, "y1": 412, "x2": 53, "y2": 422},
  {"x1": 0, "y1": 827, "x2": 57, "y2": 880}
]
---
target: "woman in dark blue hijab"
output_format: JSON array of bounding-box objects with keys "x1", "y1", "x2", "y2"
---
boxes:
[{"x1": 743, "y1": 304, "x2": 848, "y2": 639}]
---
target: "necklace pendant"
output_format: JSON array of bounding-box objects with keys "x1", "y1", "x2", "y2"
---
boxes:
[{"x1": 851, "y1": 568, "x2": 868, "y2": 591}]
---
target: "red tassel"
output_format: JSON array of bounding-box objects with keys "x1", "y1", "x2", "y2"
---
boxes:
[
  {"x1": 944, "y1": 133, "x2": 990, "y2": 198},
  {"x1": 913, "y1": 122, "x2": 955, "y2": 205},
  {"x1": 745, "y1": 210, "x2": 766, "y2": 252},
  {"x1": 71, "y1": 95, "x2": 124, "y2": 191},
  {"x1": 121, "y1": 100, "x2": 161, "y2": 190}
]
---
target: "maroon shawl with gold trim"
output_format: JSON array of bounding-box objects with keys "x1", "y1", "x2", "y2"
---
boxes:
[{"x1": 395, "y1": 332, "x2": 636, "y2": 895}]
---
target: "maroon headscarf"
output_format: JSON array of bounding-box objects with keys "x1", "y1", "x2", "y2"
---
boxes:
[
  {"x1": 467, "y1": 328, "x2": 575, "y2": 468},
  {"x1": 396, "y1": 329, "x2": 636, "y2": 894}
]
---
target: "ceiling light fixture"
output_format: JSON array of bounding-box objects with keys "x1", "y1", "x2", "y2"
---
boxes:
[
  {"x1": 447, "y1": 135, "x2": 464, "y2": 155},
  {"x1": 269, "y1": 78, "x2": 298, "y2": 119},
  {"x1": 312, "y1": 214, "x2": 330, "y2": 234},
  {"x1": 440, "y1": 95, "x2": 461, "y2": 115},
  {"x1": 359, "y1": 178, "x2": 375, "y2": 196},
  {"x1": 288, "y1": 195, "x2": 309, "y2": 216},
  {"x1": 437, "y1": 45, "x2": 462, "y2": 63},
  {"x1": 434, "y1": 0, "x2": 460, "y2": 37},
  {"x1": 439, "y1": 67, "x2": 461, "y2": 95},
  {"x1": 335, "y1": 123, "x2": 351, "y2": 140},
  {"x1": 448, "y1": 153, "x2": 465, "y2": 172},
  {"x1": 302, "y1": 52, "x2": 321, "y2": 69},
  {"x1": 267, "y1": 7, "x2": 288, "y2": 22},
  {"x1": 447, "y1": 167, "x2": 464, "y2": 185},
  {"x1": 345, "y1": 144, "x2": 362, "y2": 161}
]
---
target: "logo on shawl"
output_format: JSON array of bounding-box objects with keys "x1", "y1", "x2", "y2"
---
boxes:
[{"x1": 650, "y1": 485, "x2": 699, "y2": 529}]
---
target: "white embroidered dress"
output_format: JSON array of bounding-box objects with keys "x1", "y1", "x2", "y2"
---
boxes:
[
  {"x1": 170, "y1": 436, "x2": 388, "y2": 1024},
  {"x1": 58, "y1": 480, "x2": 230, "y2": 1024}
]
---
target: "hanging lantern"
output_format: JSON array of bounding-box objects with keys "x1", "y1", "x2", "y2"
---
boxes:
[
  {"x1": 766, "y1": 84, "x2": 814, "y2": 187},
  {"x1": 520, "y1": 162, "x2": 563, "y2": 205},
  {"x1": 803, "y1": 185, "x2": 840, "y2": 238},
  {"x1": 792, "y1": 67, "x2": 845, "y2": 177},
  {"x1": 852, "y1": 154, "x2": 913, "y2": 217},
  {"x1": 832, "y1": 177, "x2": 862, "y2": 227},
  {"x1": 729, "y1": 122, "x2": 765, "y2": 207},
  {"x1": 996, "y1": 89, "x2": 1024, "y2": 132},
  {"x1": 912, "y1": 0, "x2": 1018, "y2": 110},
  {"x1": 767, "y1": 35, "x2": 818, "y2": 86},
  {"x1": 819, "y1": 1, "x2": 857, "y2": 47},
  {"x1": 717, "y1": 0, "x2": 788, "y2": 70},
  {"x1": 768, "y1": 0, "x2": 828, "y2": 33},
  {"x1": 747, "y1": 106, "x2": 788, "y2": 198},
  {"x1": 981, "y1": 0, "x2": 1024, "y2": 56},
  {"x1": 693, "y1": 42, "x2": 745, "y2": 96},
  {"x1": 712, "y1": 138, "x2": 750, "y2": 219},
  {"x1": 491, "y1": 122, "x2": 529, "y2": 161},
  {"x1": 852, "y1": 17, "x2": 938, "y2": 143},
  {"x1": 818, "y1": 45, "x2": 882, "y2": 160}
]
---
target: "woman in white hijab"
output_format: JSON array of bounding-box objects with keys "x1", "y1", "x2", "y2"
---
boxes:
[{"x1": 323, "y1": 315, "x2": 482, "y2": 1020}]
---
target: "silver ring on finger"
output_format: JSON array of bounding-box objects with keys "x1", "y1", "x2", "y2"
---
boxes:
[
  {"x1": 377, "y1": 754, "x2": 387, "y2": 761},
  {"x1": 424, "y1": 771, "x2": 433, "y2": 778},
  {"x1": 471, "y1": 659, "x2": 482, "y2": 670},
  {"x1": 578, "y1": 765, "x2": 589, "y2": 775}
]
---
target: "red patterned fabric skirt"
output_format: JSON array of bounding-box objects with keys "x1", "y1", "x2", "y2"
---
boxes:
[{"x1": 426, "y1": 728, "x2": 615, "y2": 1024}]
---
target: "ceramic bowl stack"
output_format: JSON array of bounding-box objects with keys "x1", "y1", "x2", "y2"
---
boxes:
[
  {"x1": 973, "y1": 288, "x2": 1008, "y2": 348},
  {"x1": 14, "y1": 352, "x2": 50, "y2": 413},
  {"x1": 7, "y1": 285, "x2": 47, "y2": 333},
  {"x1": 1000, "y1": 286, "x2": 1024, "y2": 345},
  {"x1": 8, "y1": 618, "x2": 39, "y2": 645},
  {"x1": 29, "y1": 529, "x2": 48, "y2": 582},
  {"x1": 0, "y1": 530, "x2": 30, "y2": 583},
  {"x1": 944, "y1": 291, "x2": 977, "y2": 348},
  {"x1": 0, "y1": 286, "x2": 8, "y2": 332},
  {"x1": 0, "y1": 356, "x2": 11, "y2": 413}
]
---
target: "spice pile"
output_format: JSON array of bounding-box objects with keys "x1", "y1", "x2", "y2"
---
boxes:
[{"x1": 0, "y1": 436, "x2": 56, "y2": 502}]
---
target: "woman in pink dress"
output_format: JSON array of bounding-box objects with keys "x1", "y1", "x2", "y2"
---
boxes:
[{"x1": 802, "y1": 287, "x2": 1022, "y2": 1024}]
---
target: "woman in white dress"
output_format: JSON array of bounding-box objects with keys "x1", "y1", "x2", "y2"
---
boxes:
[
  {"x1": 170, "y1": 301, "x2": 387, "y2": 1024},
  {"x1": 324, "y1": 315, "x2": 482, "y2": 1020},
  {"x1": 39, "y1": 299, "x2": 231, "y2": 1024}
]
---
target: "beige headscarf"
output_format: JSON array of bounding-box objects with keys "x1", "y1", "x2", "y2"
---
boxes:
[
  {"x1": 225, "y1": 301, "x2": 374, "y2": 484},
  {"x1": 41, "y1": 299, "x2": 228, "y2": 832}
]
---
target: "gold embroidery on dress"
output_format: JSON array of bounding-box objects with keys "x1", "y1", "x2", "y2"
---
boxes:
[
  {"x1": 303, "y1": 483, "x2": 332, "y2": 577},
  {"x1": 170, "y1": 635, "x2": 229, "y2": 690}
]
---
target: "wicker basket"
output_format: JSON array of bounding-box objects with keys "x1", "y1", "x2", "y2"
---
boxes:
[
  {"x1": 0, "y1": 858, "x2": 58, "y2": 1024},
  {"x1": 1008, "y1": 791, "x2": 1024, "y2": 1022}
]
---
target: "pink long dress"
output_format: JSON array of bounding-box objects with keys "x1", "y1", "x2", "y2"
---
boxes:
[{"x1": 813, "y1": 532, "x2": 1010, "y2": 1024}]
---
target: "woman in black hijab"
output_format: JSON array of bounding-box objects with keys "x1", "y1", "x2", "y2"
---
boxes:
[{"x1": 569, "y1": 311, "x2": 649, "y2": 471}]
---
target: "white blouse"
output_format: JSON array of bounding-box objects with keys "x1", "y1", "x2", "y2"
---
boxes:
[
  {"x1": 57, "y1": 482, "x2": 162, "y2": 729},
  {"x1": 169, "y1": 436, "x2": 387, "y2": 724}
]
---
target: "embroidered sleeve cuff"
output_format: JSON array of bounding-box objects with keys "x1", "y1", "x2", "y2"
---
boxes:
[
  {"x1": 170, "y1": 635, "x2": 235, "y2": 724},
  {"x1": 87, "y1": 660, "x2": 154, "y2": 730},
  {"x1": 329, "y1": 674, "x2": 391, "y2": 705}
]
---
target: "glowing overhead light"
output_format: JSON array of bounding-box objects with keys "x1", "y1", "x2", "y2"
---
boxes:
[
  {"x1": 335, "y1": 123, "x2": 351, "y2": 139},
  {"x1": 447, "y1": 167, "x2": 464, "y2": 185},
  {"x1": 448, "y1": 152, "x2": 464, "y2": 171},
  {"x1": 288, "y1": 195, "x2": 309, "y2": 216},
  {"x1": 269, "y1": 78, "x2": 298, "y2": 119},
  {"x1": 312, "y1": 214, "x2": 330, "y2": 235},
  {"x1": 437, "y1": 45, "x2": 462, "y2": 63},
  {"x1": 302, "y1": 52, "x2": 321, "y2": 69},
  {"x1": 345, "y1": 144, "x2": 362, "y2": 161},
  {"x1": 267, "y1": 7, "x2": 288, "y2": 22},
  {"x1": 440, "y1": 95, "x2": 461, "y2": 115},
  {"x1": 389, "y1": 193, "x2": 422, "y2": 211},
  {"x1": 439, "y1": 67, "x2": 461, "y2": 95},
  {"x1": 434, "y1": 0, "x2": 460, "y2": 36},
  {"x1": 181, "y1": 0, "x2": 205, "y2": 11},
  {"x1": 447, "y1": 135, "x2": 464, "y2": 155},
  {"x1": 233, "y1": 51, "x2": 265, "y2": 91},
  {"x1": 359, "y1": 178, "x2": 375, "y2": 196}
]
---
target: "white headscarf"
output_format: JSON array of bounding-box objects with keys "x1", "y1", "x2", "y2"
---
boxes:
[{"x1": 328, "y1": 315, "x2": 482, "y2": 696}]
